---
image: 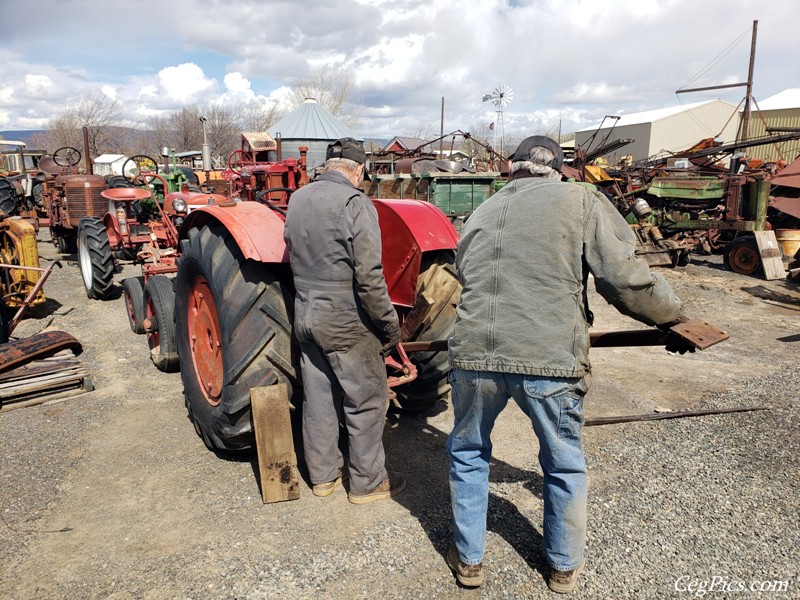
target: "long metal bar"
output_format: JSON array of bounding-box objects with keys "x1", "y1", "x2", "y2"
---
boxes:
[
  {"x1": 675, "y1": 82, "x2": 746, "y2": 94},
  {"x1": 401, "y1": 319, "x2": 728, "y2": 354},
  {"x1": 739, "y1": 20, "x2": 759, "y2": 143},
  {"x1": 584, "y1": 406, "x2": 768, "y2": 427},
  {"x1": 8, "y1": 262, "x2": 62, "y2": 334}
]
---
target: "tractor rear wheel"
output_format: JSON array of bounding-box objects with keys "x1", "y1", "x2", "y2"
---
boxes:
[
  {"x1": 393, "y1": 251, "x2": 460, "y2": 411},
  {"x1": 144, "y1": 275, "x2": 179, "y2": 372},
  {"x1": 174, "y1": 223, "x2": 296, "y2": 452},
  {"x1": 77, "y1": 218, "x2": 115, "y2": 299},
  {"x1": 122, "y1": 276, "x2": 146, "y2": 334},
  {"x1": 723, "y1": 236, "x2": 761, "y2": 275}
]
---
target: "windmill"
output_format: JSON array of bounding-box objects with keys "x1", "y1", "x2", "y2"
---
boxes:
[{"x1": 482, "y1": 84, "x2": 514, "y2": 157}]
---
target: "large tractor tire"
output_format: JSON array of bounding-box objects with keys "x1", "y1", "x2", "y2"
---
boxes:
[
  {"x1": 122, "y1": 276, "x2": 146, "y2": 334},
  {"x1": 723, "y1": 235, "x2": 761, "y2": 276},
  {"x1": 144, "y1": 275, "x2": 179, "y2": 372},
  {"x1": 77, "y1": 218, "x2": 115, "y2": 299},
  {"x1": 174, "y1": 223, "x2": 297, "y2": 452},
  {"x1": 393, "y1": 251, "x2": 460, "y2": 411},
  {"x1": 0, "y1": 178, "x2": 18, "y2": 216}
]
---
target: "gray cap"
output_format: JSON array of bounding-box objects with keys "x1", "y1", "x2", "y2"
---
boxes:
[{"x1": 507, "y1": 135, "x2": 564, "y2": 171}]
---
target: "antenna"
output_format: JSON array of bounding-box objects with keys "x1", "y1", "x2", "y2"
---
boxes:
[{"x1": 482, "y1": 84, "x2": 514, "y2": 157}]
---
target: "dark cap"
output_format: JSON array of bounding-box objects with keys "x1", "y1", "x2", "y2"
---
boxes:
[
  {"x1": 507, "y1": 135, "x2": 564, "y2": 171},
  {"x1": 326, "y1": 137, "x2": 366, "y2": 164}
]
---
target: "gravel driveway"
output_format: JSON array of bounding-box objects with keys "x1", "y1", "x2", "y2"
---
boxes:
[{"x1": 1, "y1": 237, "x2": 798, "y2": 599}]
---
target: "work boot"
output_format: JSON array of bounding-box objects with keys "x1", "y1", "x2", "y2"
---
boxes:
[
  {"x1": 312, "y1": 470, "x2": 347, "y2": 497},
  {"x1": 547, "y1": 559, "x2": 585, "y2": 594},
  {"x1": 347, "y1": 472, "x2": 406, "y2": 504},
  {"x1": 446, "y1": 542, "x2": 484, "y2": 588}
]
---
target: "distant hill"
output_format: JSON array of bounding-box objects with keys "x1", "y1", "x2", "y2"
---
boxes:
[{"x1": 0, "y1": 130, "x2": 45, "y2": 147}]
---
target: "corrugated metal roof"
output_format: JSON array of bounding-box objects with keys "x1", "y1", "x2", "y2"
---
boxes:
[
  {"x1": 577, "y1": 100, "x2": 725, "y2": 132},
  {"x1": 268, "y1": 98, "x2": 362, "y2": 141},
  {"x1": 754, "y1": 88, "x2": 800, "y2": 111}
]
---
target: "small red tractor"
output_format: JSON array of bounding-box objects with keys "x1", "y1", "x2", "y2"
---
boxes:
[{"x1": 164, "y1": 133, "x2": 461, "y2": 452}]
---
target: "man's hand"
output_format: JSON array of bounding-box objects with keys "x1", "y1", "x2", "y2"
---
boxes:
[{"x1": 657, "y1": 314, "x2": 690, "y2": 332}]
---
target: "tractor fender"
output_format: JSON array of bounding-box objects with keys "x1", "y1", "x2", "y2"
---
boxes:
[
  {"x1": 373, "y1": 199, "x2": 459, "y2": 307},
  {"x1": 178, "y1": 202, "x2": 289, "y2": 263},
  {"x1": 178, "y1": 198, "x2": 459, "y2": 307}
]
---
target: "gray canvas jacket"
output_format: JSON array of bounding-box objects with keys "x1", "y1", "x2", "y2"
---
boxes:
[
  {"x1": 284, "y1": 170, "x2": 400, "y2": 350},
  {"x1": 449, "y1": 176, "x2": 683, "y2": 377}
]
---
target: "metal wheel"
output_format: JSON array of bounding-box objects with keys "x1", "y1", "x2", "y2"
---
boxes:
[
  {"x1": 723, "y1": 236, "x2": 761, "y2": 275},
  {"x1": 227, "y1": 150, "x2": 254, "y2": 176},
  {"x1": 122, "y1": 155, "x2": 159, "y2": 186},
  {"x1": 53, "y1": 147, "x2": 81, "y2": 167}
]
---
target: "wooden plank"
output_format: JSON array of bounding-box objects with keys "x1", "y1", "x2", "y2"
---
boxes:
[
  {"x1": 754, "y1": 230, "x2": 786, "y2": 280},
  {"x1": 251, "y1": 384, "x2": 300, "y2": 504},
  {"x1": 0, "y1": 387, "x2": 90, "y2": 412}
]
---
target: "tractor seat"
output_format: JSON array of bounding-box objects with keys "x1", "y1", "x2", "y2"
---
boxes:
[{"x1": 100, "y1": 188, "x2": 152, "y2": 202}]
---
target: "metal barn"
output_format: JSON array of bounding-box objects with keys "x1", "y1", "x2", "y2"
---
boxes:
[
  {"x1": 574, "y1": 99, "x2": 740, "y2": 165},
  {"x1": 744, "y1": 89, "x2": 800, "y2": 164}
]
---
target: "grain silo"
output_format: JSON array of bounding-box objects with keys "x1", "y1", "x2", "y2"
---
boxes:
[{"x1": 268, "y1": 98, "x2": 363, "y2": 172}]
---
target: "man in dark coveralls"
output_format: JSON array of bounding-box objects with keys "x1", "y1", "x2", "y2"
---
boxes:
[{"x1": 283, "y1": 138, "x2": 406, "y2": 504}]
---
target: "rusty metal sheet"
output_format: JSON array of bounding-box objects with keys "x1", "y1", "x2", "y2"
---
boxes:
[
  {"x1": 668, "y1": 319, "x2": 729, "y2": 350},
  {"x1": 769, "y1": 195, "x2": 800, "y2": 220},
  {"x1": 0, "y1": 331, "x2": 83, "y2": 373},
  {"x1": 771, "y1": 156, "x2": 800, "y2": 189}
]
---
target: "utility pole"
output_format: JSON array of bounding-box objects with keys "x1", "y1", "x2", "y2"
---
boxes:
[
  {"x1": 676, "y1": 20, "x2": 758, "y2": 144},
  {"x1": 440, "y1": 97, "x2": 445, "y2": 159}
]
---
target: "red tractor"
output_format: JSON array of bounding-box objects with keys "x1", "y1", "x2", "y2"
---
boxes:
[{"x1": 172, "y1": 163, "x2": 460, "y2": 452}]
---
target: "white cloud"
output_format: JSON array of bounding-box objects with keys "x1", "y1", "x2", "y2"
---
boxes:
[
  {"x1": 24, "y1": 74, "x2": 53, "y2": 94},
  {"x1": 157, "y1": 63, "x2": 216, "y2": 103},
  {"x1": 101, "y1": 85, "x2": 117, "y2": 100}
]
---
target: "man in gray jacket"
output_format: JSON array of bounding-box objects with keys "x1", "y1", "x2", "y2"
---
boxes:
[
  {"x1": 284, "y1": 138, "x2": 405, "y2": 504},
  {"x1": 445, "y1": 136, "x2": 683, "y2": 592}
]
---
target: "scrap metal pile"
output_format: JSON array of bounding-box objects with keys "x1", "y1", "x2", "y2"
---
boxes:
[{"x1": 565, "y1": 133, "x2": 800, "y2": 274}]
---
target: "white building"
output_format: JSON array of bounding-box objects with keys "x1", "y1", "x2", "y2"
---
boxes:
[
  {"x1": 574, "y1": 99, "x2": 740, "y2": 164},
  {"x1": 92, "y1": 154, "x2": 130, "y2": 176}
]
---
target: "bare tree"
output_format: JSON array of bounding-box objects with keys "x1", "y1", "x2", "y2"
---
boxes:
[
  {"x1": 39, "y1": 91, "x2": 129, "y2": 157},
  {"x1": 403, "y1": 122, "x2": 438, "y2": 141},
  {"x1": 203, "y1": 104, "x2": 243, "y2": 168},
  {"x1": 289, "y1": 65, "x2": 360, "y2": 128},
  {"x1": 145, "y1": 106, "x2": 205, "y2": 157},
  {"x1": 240, "y1": 100, "x2": 283, "y2": 132}
]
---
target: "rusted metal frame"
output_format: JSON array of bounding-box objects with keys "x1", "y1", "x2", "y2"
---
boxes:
[
  {"x1": 1, "y1": 261, "x2": 62, "y2": 334},
  {"x1": 136, "y1": 172, "x2": 180, "y2": 247}
]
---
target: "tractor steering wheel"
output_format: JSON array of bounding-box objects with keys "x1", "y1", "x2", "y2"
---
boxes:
[
  {"x1": 227, "y1": 150, "x2": 255, "y2": 175},
  {"x1": 53, "y1": 147, "x2": 82, "y2": 167},
  {"x1": 122, "y1": 155, "x2": 159, "y2": 186}
]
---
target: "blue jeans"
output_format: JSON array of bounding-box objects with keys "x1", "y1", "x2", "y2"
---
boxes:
[{"x1": 446, "y1": 369, "x2": 588, "y2": 571}]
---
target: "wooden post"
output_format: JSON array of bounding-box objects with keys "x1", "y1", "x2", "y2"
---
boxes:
[{"x1": 251, "y1": 384, "x2": 300, "y2": 503}]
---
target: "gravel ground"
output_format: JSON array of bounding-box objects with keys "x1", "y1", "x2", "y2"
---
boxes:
[{"x1": 0, "y1": 237, "x2": 798, "y2": 599}]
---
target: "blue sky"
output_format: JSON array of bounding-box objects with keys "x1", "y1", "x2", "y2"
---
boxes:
[{"x1": 1, "y1": 0, "x2": 797, "y2": 140}]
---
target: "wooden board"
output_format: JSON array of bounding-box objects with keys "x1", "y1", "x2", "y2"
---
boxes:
[
  {"x1": 251, "y1": 385, "x2": 300, "y2": 504},
  {"x1": 754, "y1": 230, "x2": 787, "y2": 281}
]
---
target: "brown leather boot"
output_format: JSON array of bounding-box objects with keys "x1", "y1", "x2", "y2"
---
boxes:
[
  {"x1": 347, "y1": 472, "x2": 406, "y2": 504},
  {"x1": 547, "y1": 559, "x2": 585, "y2": 594},
  {"x1": 446, "y1": 543, "x2": 484, "y2": 588}
]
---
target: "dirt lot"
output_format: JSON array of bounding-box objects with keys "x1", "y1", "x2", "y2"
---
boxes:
[{"x1": 1, "y1": 234, "x2": 798, "y2": 599}]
